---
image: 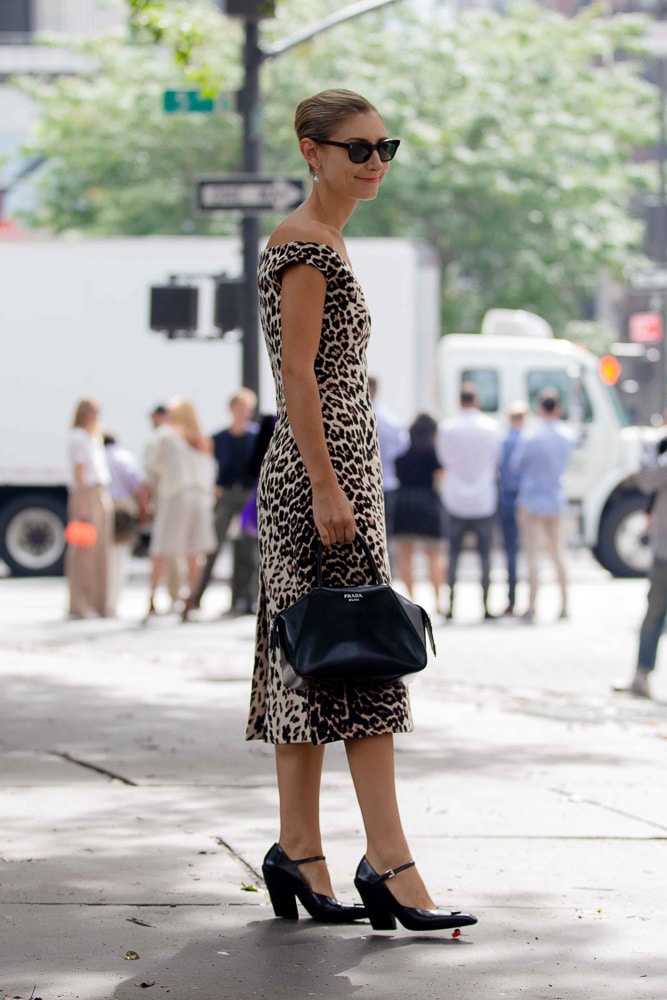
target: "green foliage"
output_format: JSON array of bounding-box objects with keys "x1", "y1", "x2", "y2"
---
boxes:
[
  {"x1": 15, "y1": 0, "x2": 660, "y2": 330},
  {"x1": 563, "y1": 319, "x2": 617, "y2": 356},
  {"x1": 260, "y1": 2, "x2": 658, "y2": 332},
  {"x1": 16, "y1": 2, "x2": 243, "y2": 234}
]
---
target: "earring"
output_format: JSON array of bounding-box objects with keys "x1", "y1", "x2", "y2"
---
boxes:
[{"x1": 313, "y1": 169, "x2": 320, "y2": 183}]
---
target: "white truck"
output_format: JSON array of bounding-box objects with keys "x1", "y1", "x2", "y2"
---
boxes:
[
  {"x1": 437, "y1": 310, "x2": 651, "y2": 578},
  {"x1": 0, "y1": 235, "x2": 439, "y2": 576}
]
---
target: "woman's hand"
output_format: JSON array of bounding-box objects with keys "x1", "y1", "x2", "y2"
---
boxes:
[{"x1": 313, "y1": 483, "x2": 356, "y2": 547}]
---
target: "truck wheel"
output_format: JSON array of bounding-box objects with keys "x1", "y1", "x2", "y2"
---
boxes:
[
  {"x1": 594, "y1": 493, "x2": 651, "y2": 578},
  {"x1": 0, "y1": 494, "x2": 67, "y2": 577}
]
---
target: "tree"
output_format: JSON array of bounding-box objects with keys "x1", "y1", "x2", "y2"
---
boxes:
[
  {"x1": 16, "y1": 2, "x2": 243, "y2": 234},
  {"x1": 258, "y1": 3, "x2": 657, "y2": 331},
  {"x1": 17, "y1": 0, "x2": 658, "y2": 331}
]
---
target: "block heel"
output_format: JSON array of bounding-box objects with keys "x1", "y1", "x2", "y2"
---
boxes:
[
  {"x1": 354, "y1": 882, "x2": 397, "y2": 930},
  {"x1": 262, "y1": 866, "x2": 299, "y2": 919}
]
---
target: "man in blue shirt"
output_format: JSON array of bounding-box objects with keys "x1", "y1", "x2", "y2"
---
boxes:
[
  {"x1": 512, "y1": 389, "x2": 575, "y2": 622},
  {"x1": 498, "y1": 402, "x2": 527, "y2": 616}
]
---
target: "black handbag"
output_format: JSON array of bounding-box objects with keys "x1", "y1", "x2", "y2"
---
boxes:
[{"x1": 271, "y1": 534, "x2": 436, "y2": 692}]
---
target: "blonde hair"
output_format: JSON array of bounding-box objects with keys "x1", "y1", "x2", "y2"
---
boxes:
[
  {"x1": 295, "y1": 89, "x2": 379, "y2": 175},
  {"x1": 168, "y1": 397, "x2": 211, "y2": 452},
  {"x1": 230, "y1": 387, "x2": 258, "y2": 411},
  {"x1": 72, "y1": 397, "x2": 100, "y2": 432}
]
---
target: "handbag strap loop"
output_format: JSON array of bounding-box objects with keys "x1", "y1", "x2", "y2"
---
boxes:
[{"x1": 315, "y1": 532, "x2": 382, "y2": 588}]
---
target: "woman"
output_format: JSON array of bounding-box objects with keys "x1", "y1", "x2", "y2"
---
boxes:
[
  {"x1": 144, "y1": 398, "x2": 216, "y2": 622},
  {"x1": 103, "y1": 431, "x2": 149, "y2": 617},
  {"x1": 393, "y1": 413, "x2": 446, "y2": 614},
  {"x1": 247, "y1": 89, "x2": 477, "y2": 932},
  {"x1": 66, "y1": 397, "x2": 113, "y2": 618}
]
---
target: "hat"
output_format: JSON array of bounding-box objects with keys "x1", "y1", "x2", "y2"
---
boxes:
[{"x1": 508, "y1": 401, "x2": 528, "y2": 418}]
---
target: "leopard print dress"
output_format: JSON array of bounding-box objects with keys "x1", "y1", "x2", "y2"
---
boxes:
[{"x1": 245, "y1": 241, "x2": 413, "y2": 745}]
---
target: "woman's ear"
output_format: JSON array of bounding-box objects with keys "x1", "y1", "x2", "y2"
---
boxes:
[{"x1": 299, "y1": 137, "x2": 319, "y2": 175}]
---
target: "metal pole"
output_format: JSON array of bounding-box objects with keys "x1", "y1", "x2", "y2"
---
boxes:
[
  {"x1": 240, "y1": 18, "x2": 261, "y2": 394},
  {"x1": 659, "y1": 52, "x2": 667, "y2": 414}
]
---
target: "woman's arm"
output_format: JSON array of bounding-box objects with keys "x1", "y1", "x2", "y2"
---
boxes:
[
  {"x1": 72, "y1": 463, "x2": 90, "y2": 520},
  {"x1": 280, "y1": 262, "x2": 356, "y2": 547}
]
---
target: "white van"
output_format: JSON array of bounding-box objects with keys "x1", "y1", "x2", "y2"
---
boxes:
[{"x1": 437, "y1": 310, "x2": 650, "y2": 577}]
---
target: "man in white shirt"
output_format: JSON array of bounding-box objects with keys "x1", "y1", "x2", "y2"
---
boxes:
[{"x1": 437, "y1": 383, "x2": 501, "y2": 620}]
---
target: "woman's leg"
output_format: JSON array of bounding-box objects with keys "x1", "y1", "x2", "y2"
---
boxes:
[
  {"x1": 185, "y1": 554, "x2": 202, "y2": 597},
  {"x1": 346, "y1": 734, "x2": 436, "y2": 909},
  {"x1": 394, "y1": 541, "x2": 414, "y2": 597},
  {"x1": 275, "y1": 743, "x2": 335, "y2": 897},
  {"x1": 425, "y1": 542, "x2": 445, "y2": 613},
  {"x1": 147, "y1": 556, "x2": 165, "y2": 610}
]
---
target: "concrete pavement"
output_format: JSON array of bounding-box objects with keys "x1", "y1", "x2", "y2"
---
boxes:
[{"x1": 1, "y1": 555, "x2": 666, "y2": 1000}]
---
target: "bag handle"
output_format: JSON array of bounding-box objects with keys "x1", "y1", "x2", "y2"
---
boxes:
[{"x1": 316, "y1": 532, "x2": 382, "y2": 587}]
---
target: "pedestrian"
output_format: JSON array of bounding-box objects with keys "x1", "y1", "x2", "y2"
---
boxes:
[
  {"x1": 436, "y1": 382, "x2": 501, "y2": 621},
  {"x1": 145, "y1": 404, "x2": 184, "y2": 607},
  {"x1": 512, "y1": 388, "x2": 575, "y2": 623},
  {"x1": 103, "y1": 431, "x2": 149, "y2": 616},
  {"x1": 498, "y1": 402, "x2": 527, "y2": 616},
  {"x1": 144, "y1": 398, "x2": 216, "y2": 622},
  {"x1": 393, "y1": 413, "x2": 446, "y2": 614},
  {"x1": 192, "y1": 388, "x2": 259, "y2": 615},
  {"x1": 65, "y1": 397, "x2": 113, "y2": 619},
  {"x1": 247, "y1": 88, "x2": 476, "y2": 933},
  {"x1": 614, "y1": 434, "x2": 667, "y2": 698},
  {"x1": 369, "y1": 375, "x2": 409, "y2": 543},
  {"x1": 237, "y1": 413, "x2": 277, "y2": 550}
]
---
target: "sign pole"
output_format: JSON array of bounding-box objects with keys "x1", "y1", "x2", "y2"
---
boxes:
[{"x1": 240, "y1": 18, "x2": 262, "y2": 395}]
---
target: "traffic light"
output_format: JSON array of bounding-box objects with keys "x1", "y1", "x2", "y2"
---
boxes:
[
  {"x1": 150, "y1": 285, "x2": 198, "y2": 337},
  {"x1": 599, "y1": 354, "x2": 622, "y2": 386},
  {"x1": 214, "y1": 279, "x2": 244, "y2": 334}
]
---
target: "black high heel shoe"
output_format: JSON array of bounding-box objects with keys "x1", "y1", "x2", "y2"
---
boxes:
[
  {"x1": 354, "y1": 857, "x2": 478, "y2": 932},
  {"x1": 262, "y1": 843, "x2": 367, "y2": 923}
]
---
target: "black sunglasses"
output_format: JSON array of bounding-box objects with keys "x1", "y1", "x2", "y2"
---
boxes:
[{"x1": 315, "y1": 138, "x2": 400, "y2": 164}]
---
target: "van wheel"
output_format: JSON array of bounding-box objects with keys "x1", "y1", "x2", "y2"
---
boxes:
[
  {"x1": 594, "y1": 493, "x2": 651, "y2": 578},
  {"x1": 0, "y1": 494, "x2": 67, "y2": 577}
]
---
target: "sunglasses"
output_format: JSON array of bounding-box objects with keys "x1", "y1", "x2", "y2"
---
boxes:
[{"x1": 315, "y1": 138, "x2": 400, "y2": 164}]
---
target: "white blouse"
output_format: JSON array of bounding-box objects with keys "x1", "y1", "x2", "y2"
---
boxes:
[
  {"x1": 145, "y1": 428, "x2": 215, "y2": 499},
  {"x1": 68, "y1": 428, "x2": 110, "y2": 488}
]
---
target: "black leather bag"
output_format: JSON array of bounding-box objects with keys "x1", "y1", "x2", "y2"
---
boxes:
[{"x1": 272, "y1": 534, "x2": 436, "y2": 692}]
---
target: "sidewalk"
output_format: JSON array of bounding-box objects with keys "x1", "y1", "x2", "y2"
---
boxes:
[{"x1": 1, "y1": 561, "x2": 666, "y2": 1000}]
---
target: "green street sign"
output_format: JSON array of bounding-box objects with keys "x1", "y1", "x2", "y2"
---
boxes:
[{"x1": 163, "y1": 90, "x2": 235, "y2": 114}]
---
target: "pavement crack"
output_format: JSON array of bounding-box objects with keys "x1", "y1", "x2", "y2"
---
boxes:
[
  {"x1": 211, "y1": 836, "x2": 264, "y2": 884},
  {"x1": 48, "y1": 750, "x2": 138, "y2": 786},
  {"x1": 550, "y1": 786, "x2": 667, "y2": 833}
]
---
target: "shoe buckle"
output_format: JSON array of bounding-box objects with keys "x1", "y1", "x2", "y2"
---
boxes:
[{"x1": 385, "y1": 868, "x2": 396, "y2": 879}]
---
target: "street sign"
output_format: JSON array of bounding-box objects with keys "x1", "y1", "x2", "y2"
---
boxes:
[
  {"x1": 629, "y1": 312, "x2": 663, "y2": 344},
  {"x1": 628, "y1": 268, "x2": 667, "y2": 292},
  {"x1": 195, "y1": 176, "x2": 305, "y2": 213},
  {"x1": 163, "y1": 90, "x2": 235, "y2": 114}
]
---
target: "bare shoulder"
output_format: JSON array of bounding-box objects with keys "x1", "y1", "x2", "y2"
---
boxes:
[{"x1": 266, "y1": 218, "x2": 342, "y2": 255}]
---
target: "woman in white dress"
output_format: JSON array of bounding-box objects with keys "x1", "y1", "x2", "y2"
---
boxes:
[
  {"x1": 145, "y1": 398, "x2": 216, "y2": 621},
  {"x1": 66, "y1": 397, "x2": 113, "y2": 618}
]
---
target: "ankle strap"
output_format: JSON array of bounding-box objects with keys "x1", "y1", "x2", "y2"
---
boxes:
[
  {"x1": 293, "y1": 853, "x2": 325, "y2": 865},
  {"x1": 379, "y1": 860, "x2": 415, "y2": 881}
]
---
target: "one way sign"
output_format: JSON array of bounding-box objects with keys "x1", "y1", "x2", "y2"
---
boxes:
[{"x1": 196, "y1": 175, "x2": 305, "y2": 214}]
